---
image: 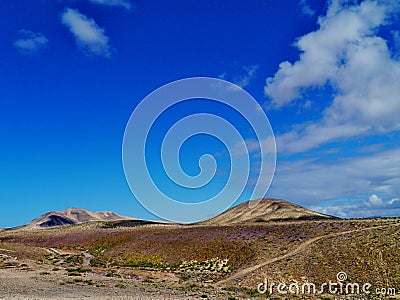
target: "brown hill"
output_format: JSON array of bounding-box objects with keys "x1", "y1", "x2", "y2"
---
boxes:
[
  {"x1": 18, "y1": 208, "x2": 134, "y2": 229},
  {"x1": 201, "y1": 198, "x2": 336, "y2": 225}
]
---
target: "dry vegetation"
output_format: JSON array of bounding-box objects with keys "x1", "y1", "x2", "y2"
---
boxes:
[{"x1": 1, "y1": 218, "x2": 400, "y2": 299}]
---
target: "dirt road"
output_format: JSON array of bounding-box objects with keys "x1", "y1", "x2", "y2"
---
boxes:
[{"x1": 216, "y1": 224, "x2": 392, "y2": 286}]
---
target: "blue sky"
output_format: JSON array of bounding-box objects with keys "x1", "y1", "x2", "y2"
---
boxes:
[{"x1": 1, "y1": 0, "x2": 400, "y2": 227}]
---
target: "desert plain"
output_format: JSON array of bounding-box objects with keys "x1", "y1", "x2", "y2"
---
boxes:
[{"x1": 0, "y1": 199, "x2": 399, "y2": 299}]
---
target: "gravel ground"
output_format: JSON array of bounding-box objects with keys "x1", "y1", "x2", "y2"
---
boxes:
[{"x1": 0, "y1": 266, "x2": 228, "y2": 300}]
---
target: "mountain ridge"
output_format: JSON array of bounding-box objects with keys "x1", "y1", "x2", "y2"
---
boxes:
[{"x1": 14, "y1": 198, "x2": 337, "y2": 229}]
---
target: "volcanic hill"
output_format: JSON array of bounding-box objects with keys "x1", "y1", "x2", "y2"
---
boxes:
[
  {"x1": 18, "y1": 207, "x2": 134, "y2": 229},
  {"x1": 201, "y1": 198, "x2": 336, "y2": 225}
]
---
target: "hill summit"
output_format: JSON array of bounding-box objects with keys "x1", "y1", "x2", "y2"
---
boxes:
[
  {"x1": 19, "y1": 208, "x2": 133, "y2": 229},
  {"x1": 201, "y1": 198, "x2": 336, "y2": 225}
]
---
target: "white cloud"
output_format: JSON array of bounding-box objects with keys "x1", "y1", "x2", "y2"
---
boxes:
[
  {"x1": 267, "y1": 147, "x2": 400, "y2": 216},
  {"x1": 365, "y1": 194, "x2": 384, "y2": 207},
  {"x1": 264, "y1": 0, "x2": 400, "y2": 154},
  {"x1": 266, "y1": 0, "x2": 392, "y2": 107},
  {"x1": 87, "y1": 0, "x2": 132, "y2": 10},
  {"x1": 276, "y1": 123, "x2": 368, "y2": 154},
  {"x1": 310, "y1": 203, "x2": 352, "y2": 218},
  {"x1": 13, "y1": 30, "x2": 48, "y2": 55},
  {"x1": 60, "y1": 8, "x2": 114, "y2": 57},
  {"x1": 250, "y1": 0, "x2": 400, "y2": 219},
  {"x1": 311, "y1": 194, "x2": 400, "y2": 218}
]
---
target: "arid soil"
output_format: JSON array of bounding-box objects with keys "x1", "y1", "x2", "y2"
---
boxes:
[
  {"x1": 1, "y1": 218, "x2": 400, "y2": 299},
  {"x1": 0, "y1": 263, "x2": 226, "y2": 299}
]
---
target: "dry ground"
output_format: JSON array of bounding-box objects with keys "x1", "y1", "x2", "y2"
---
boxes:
[{"x1": 1, "y1": 218, "x2": 400, "y2": 299}]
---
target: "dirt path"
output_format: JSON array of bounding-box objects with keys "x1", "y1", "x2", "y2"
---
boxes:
[{"x1": 216, "y1": 224, "x2": 392, "y2": 286}]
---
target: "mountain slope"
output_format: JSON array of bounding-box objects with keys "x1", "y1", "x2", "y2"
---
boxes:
[
  {"x1": 201, "y1": 198, "x2": 336, "y2": 225},
  {"x1": 19, "y1": 208, "x2": 134, "y2": 229}
]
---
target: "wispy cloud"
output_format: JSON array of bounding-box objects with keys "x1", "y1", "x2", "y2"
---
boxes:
[
  {"x1": 299, "y1": 0, "x2": 315, "y2": 17},
  {"x1": 311, "y1": 194, "x2": 400, "y2": 218},
  {"x1": 233, "y1": 65, "x2": 259, "y2": 88},
  {"x1": 393, "y1": 30, "x2": 400, "y2": 56},
  {"x1": 13, "y1": 30, "x2": 48, "y2": 55},
  {"x1": 265, "y1": 0, "x2": 400, "y2": 153},
  {"x1": 60, "y1": 8, "x2": 114, "y2": 57},
  {"x1": 219, "y1": 65, "x2": 259, "y2": 90},
  {"x1": 267, "y1": 147, "x2": 400, "y2": 217},
  {"x1": 87, "y1": 0, "x2": 132, "y2": 10}
]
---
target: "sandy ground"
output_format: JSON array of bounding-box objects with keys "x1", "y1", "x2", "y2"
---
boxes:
[{"x1": 0, "y1": 264, "x2": 227, "y2": 300}]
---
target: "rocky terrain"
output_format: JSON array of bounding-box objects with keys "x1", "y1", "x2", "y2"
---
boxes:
[{"x1": 0, "y1": 199, "x2": 399, "y2": 299}]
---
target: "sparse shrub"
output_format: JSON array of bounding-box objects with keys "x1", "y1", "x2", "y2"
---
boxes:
[
  {"x1": 114, "y1": 252, "x2": 164, "y2": 269},
  {"x1": 105, "y1": 270, "x2": 115, "y2": 277},
  {"x1": 90, "y1": 257, "x2": 106, "y2": 267},
  {"x1": 115, "y1": 283, "x2": 125, "y2": 288},
  {"x1": 63, "y1": 254, "x2": 84, "y2": 265},
  {"x1": 223, "y1": 286, "x2": 238, "y2": 292},
  {"x1": 89, "y1": 244, "x2": 111, "y2": 256},
  {"x1": 39, "y1": 271, "x2": 50, "y2": 275},
  {"x1": 245, "y1": 288, "x2": 259, "y2": 297},
  {"x1": 67, "y1": 267, "x2": 91, "y2": 273},
  {"x1": 180, "y1": 274, "x2": 190, "y2": 281}
]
